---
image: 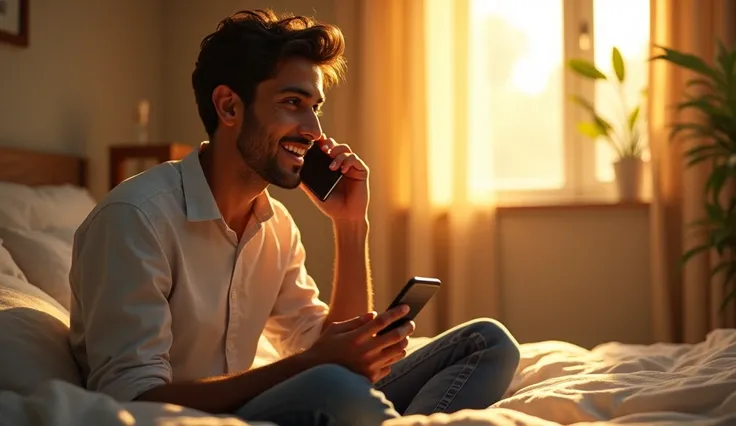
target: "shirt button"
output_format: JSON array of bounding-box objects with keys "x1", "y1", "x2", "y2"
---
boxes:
[{"x1": 231, "y1": 291, "x2": 236, "y2": 299}]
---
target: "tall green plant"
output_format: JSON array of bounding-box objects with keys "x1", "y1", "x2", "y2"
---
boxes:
[
  {"x1": 652, "y1": 41, "x2": 736, "y2": 312},
  {"x1": 567, "y1": 47, "x2": 647, "y2": 160}
]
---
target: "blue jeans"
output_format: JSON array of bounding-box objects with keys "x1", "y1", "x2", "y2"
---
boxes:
[{"x1": 234, "y1": 318, "x2": 520, "y2": 426}]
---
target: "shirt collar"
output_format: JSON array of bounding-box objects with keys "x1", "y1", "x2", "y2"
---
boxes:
[{"x1": 181, "y1": 142, "x2": 275, "y2": 224}]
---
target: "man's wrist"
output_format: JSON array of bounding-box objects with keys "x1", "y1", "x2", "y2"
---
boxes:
[{"x1": 294, "y1": 346, "x2": 327, "y2": 369}]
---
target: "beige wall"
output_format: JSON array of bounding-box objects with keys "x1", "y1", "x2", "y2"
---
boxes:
[
  {"x1": 0, "y1": 0, "x2": 653, "y2": 349},
  {"x1": 498, "y1": 206, "x2": 651, "y2": 348},
  {"x1": 0, "y1": 0, "x2": 165, "y2": 199}
]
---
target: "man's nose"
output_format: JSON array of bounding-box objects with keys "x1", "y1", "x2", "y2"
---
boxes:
[{"x1": 299, "y1": 112, "x2": 323, "y2": 141}]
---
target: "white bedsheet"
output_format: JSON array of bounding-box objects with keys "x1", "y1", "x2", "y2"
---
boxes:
[
  {"x1": 386, "y1": 329, "x2": 736, "y2": 425},
  {"x1": 0, "y1": 379, "x2": 276, "y2": 426}
]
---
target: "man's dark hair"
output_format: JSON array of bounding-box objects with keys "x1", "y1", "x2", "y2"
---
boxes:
[{"x1": 192, "y1": 9, "x2": 347, "y2": 137}]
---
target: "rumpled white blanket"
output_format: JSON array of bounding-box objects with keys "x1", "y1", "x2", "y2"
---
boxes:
[
  {"x1": 0, "y1": 379, "x2": 275, "y2": 426},
  {"x1": 2, "y1": 331, "x2": 734, "y2": 426},
  {"x1": 386, "y1": 329, "x2": 736, "y2": 426}
]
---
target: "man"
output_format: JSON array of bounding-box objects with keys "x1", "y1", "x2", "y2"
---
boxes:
[{"x1": 69, "y1": 9, "x2": 520, "y2": 426}]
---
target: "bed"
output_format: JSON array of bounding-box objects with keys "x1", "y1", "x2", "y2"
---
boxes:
[{"x1": 0, "y1": 146, "x2": 734, "y2": 426}]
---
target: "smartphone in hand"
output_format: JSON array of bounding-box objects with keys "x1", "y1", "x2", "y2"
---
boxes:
[
  {"x1": 300, "y1": 144, "x2": 343, "y2": 201},
  {"x1": 377, "y1": 277, "x2": 441, "y2": 336}
]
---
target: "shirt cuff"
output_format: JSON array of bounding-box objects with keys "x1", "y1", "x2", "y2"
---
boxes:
[{"x1": 93, "y1": 364, "x2": 171, "y2": 402}]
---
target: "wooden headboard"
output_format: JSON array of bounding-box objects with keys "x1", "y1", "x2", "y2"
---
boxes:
[{"x1": 0, "y1": 147, "x2": 87, "y2": 187}]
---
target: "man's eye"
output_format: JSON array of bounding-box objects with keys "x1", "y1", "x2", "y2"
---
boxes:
[{"x1": 285, "y1": 98, "x2": 300, "y2": 106}]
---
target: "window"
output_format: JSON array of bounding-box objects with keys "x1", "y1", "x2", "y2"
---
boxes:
[{"x1": 429, "y1": 0, "x2": 650, "y2": 204}]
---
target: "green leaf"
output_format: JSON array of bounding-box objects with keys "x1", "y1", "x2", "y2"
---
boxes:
[
  {"x1": 688, "y1": 152, "x2": 724, "y2": 167},
  {"x1": 711, "y1": 259, "x2": 734, "y2": 279},
  {"x1": 719, "y1": 288, "x2": 736, "y2": 312},
  {"x1": 612, "y1": 47, "x2": 625, "y2": 82},
  {"x1": 719, "y1": 265, "x2": 736, "y2": 312},
  {"x1": 651, "y1": 44, "x2": 723, "y2": 84},
  {"x1": 677, "y1": 98, "x2": 727, "y2": 116},
  {"x1": 686, "y1": 78, "x2": 715, "y2": 91},
  {"x1": 628, "y1": 106, "x2": 640, "y2": 130},
  {"x1": 687, "y1": 216, "x2": 716, "y2": 228},
  {"x1": 594, "y1": 115, "x2": 613, "y2": 134},
  {"x1": 685, "y1": 143, "x2": 724, "y2": 158},
  {"x1": 577, "y1": 122, "x2": 605, "y2": 139},
  {"x1": 706, "y1": 165, "x2": 730, "y2": 206},
  {"x1": 681, "y1": 244, "x2": 711, "y2": 265},
  {"x1": 716, "y1": 40, "x2": 735, "y2": 83},
  {"x1": 568, "y1": 59, "x2": 607, "y2": 80},
  {"x1": 569, "y1": 95, "x2": 596, "y2": 115},
  {"x1": 706, "y1": 202, "x2": 726, "y2": 221}
]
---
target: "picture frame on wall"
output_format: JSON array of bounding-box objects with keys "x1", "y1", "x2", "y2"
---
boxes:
[{"x1": 0, "y1": 0, "x2": 29, "y2": 47}]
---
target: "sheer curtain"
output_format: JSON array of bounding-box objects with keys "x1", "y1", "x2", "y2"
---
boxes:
[
  {"x1": 332, "y1": 0, "x2": 501, "y2": 337},
  {"x1": 648, "y1": 0, "x2": 736, "y2": 343}
]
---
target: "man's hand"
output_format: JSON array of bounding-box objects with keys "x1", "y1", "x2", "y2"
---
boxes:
[
  {"x1": 306, "y1": 305, "x2": 415, "y2": 383},
  {"x1": 300, "y1": 135, "x2": 370, "y2": 223}
]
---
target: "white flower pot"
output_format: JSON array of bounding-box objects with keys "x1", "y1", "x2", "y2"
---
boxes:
[{"x1": 613, "y1": 157, "x2": 644, "y2": 201}]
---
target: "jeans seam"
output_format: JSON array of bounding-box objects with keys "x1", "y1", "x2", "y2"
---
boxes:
[
  {"x1": 432, "y1": 332, "x2": 487, "y2": 413},
  {"x1": 376, "y1": 331, "x2": 487, "y2": 391},
  {"x1": 376, "y1": 332, "x2": 466, "y2": 389}
]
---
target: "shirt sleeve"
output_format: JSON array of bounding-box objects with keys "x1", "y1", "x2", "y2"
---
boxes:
[
  {"x1": 69, "y1": 202, "x2": 173, "y2": 402},
  {"x1": 262, "y1": 217, "x2": 329, "y2": 358}
]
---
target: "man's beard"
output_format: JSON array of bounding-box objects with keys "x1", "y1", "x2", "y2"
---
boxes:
[{"x1": 236, "y1": 111, "x2": 302, "y2": 189}]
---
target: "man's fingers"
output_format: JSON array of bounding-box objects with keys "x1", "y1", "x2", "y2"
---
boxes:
[
  {"x1": 329, "y1": 153, "x2": 350, "y2": 171},
  {"x1": 317, "y1": 136, "x2": 343, "y2": 154},
  {"x1": 354, "y1": 305, "x2": 410, "y2": 339},
  {"x1": 366, "y1": 321, "x2": 414, "y2": 357},
  {"x1": 370, "y1": 366, "x2": 392, "y2": 384},
  {"x1": 381, "y1": 344, "x2": 408, "y2": 367},
  {"x1": 326, "y1": 143, "x2": 352, "y2": 157},
  {"x1": 339, "y1": 156, "x2": 367, "y2": 176}
]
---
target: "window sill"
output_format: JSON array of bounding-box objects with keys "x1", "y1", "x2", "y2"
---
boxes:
[{"x1": 496, "y1": 200, "x2": 650, "y2": 214}]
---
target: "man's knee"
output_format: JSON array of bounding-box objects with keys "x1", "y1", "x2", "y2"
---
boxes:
[
  {"x1": 300, "y1": 364, "x2": 397, "y2": 424},
  {"x1": 462, "y1": 318, "x2": 521, "y2": 366}
]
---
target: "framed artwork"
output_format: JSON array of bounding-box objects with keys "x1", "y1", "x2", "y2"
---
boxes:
[{"x1": 0, "y1": 0, "x2": 28, "y2": 47}]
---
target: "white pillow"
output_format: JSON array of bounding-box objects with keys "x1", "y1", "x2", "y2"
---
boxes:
[
  {"x1": 44, "y1": 228, "x2": 76, "y2": 246},
  {"x1": 0, "y1": 239, "x2": 27, "y2": 282},
  {"x1": 0, "y1": 228, "x2": 72, "y2": 310},
  {"x1": 33, "y1": 184, "x2": 97, "y2": 230},
  {"x1": 0, "y1": 182, "x2": 96, "y2": 232},
  {"x1": 0, "y1": 183, "x2": 36, "y2": 230},
  {"x1": 0, "y1": 275, "x2": 82, "y2": 395}
]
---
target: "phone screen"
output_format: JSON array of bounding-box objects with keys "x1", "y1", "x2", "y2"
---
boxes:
[
  {"x1": 300, "y1": 144, "x2": 343, "y2": 201},
  {"x1": 377, "y1": 277, "x2": 441, "y2": 335}
]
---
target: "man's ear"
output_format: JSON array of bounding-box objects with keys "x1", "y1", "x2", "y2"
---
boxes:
[{"x1": 212, "y1": 85, "x2": 242, "y2": 128}]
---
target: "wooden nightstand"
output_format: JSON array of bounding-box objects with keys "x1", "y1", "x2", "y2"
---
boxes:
[{"x1": 109, "y1": 142, "x2": 193, "y2": 189}]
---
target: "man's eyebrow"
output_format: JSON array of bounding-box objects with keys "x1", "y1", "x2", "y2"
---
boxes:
[{"x1": 277, "y1": 86, "x2": 325, "y2": 104}]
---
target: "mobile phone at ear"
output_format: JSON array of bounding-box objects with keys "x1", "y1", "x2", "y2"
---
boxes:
[
  {"x1": 300, "y1": 144, "x2": 343, "y2": 201},
  {"x1": 377, "y1": 277, "x2": 441, "y2": 336}
]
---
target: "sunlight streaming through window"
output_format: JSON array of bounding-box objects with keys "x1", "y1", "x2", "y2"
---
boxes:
[{"x1": 469, "y1": 0, "x2": 565, "y2": 192}]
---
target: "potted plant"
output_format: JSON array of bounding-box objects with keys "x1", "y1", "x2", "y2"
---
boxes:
[
  {"x1": 652, "y1": 41, "x2": 736, "y2": 312},
  {"x1": 567, "y1": 47, "x2": 647, "y2": 201}
]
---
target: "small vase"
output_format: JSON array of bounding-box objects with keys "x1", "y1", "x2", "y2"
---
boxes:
[{"x1": 613, "y1": 157, "x2": 644, "y2": 201}]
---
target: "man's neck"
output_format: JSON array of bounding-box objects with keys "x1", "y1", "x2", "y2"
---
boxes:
[{"x1": 200, "y1": 141, "x2": 267, "y2": 239}]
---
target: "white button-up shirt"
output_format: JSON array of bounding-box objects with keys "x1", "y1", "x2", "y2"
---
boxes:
[{"x1": 69, "y1": 144, "x2": 328, "y2": 402}]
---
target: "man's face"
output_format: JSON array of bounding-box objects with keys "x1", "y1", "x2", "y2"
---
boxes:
[{"x1": 236, "y1": 57, "x2": 325, "y2": 189}]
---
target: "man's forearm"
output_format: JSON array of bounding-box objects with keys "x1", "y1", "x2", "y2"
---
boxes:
[
  {"x1": 135, "y1": 351, "x2": 319, "y2": 413},
  {"x1": 326, "y1": 218, "x2": 372, "y2": 324}
]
